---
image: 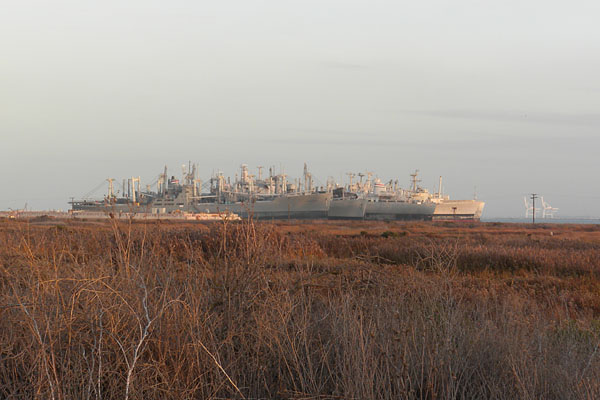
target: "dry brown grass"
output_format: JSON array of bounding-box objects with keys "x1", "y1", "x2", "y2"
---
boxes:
[{"x1": 1, "y1": 217, "x2": 600, "y2": 399}]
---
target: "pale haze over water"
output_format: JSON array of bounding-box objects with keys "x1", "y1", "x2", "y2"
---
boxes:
[{"x1": 1, "y1": 1, "x2": 599, "y2": 218}]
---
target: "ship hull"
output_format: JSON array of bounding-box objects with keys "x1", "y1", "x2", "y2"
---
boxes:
[
  {"x1": 70, "y1": 193, "x2": 484, "y2": 221},
  {"x1": 70, "y1": 202, "x2": 151, "y2": 213},
  {"x1": 328, "y1": 198, "x2": 367, "y2": 219},
  {"x1": 364, "y1": 201, "x2": 436, "y2": 221},
  {"x1": 193, "y1": 193, "x2": 332, "y2": 219},
  {"x1": 433, "y1": 200, "x2": 485, "y2": 221}
]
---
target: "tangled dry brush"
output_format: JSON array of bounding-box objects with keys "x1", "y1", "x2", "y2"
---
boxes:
[{"x1": 1, "y1": 218, "x2": 600, "y2": 399}]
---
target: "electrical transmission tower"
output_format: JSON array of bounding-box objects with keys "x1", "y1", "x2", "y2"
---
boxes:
[{"x1": 530, "y1": 193, "x2": 538, "y2": 224}]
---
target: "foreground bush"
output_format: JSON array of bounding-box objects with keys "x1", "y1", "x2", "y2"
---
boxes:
[{"x1": 0, "y1": 219, "x2": 599, "y2": 399}]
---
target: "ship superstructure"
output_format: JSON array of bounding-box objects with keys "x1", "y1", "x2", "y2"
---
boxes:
[
  {"x1": 328, "y1": 172, "x2": 436, "y2": 220},
  {"x1": 70, "y1": 164, "x2": 484, "y2": 220},
  {"x1": 69, "y1": 176, "x2": 153, "y2": 212},
  {"x1": 193, "y1": 164, "x2": 332, "y2": 219}
]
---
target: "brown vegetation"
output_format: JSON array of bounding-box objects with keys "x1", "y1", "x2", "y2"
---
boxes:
[{"x1": 1, "y1": 218, "x2": 600, "y2": 399}]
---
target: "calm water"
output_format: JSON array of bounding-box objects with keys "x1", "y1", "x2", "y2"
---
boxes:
[{"x1": 482, "y1": 217, "x2": 600, "y2": 225}]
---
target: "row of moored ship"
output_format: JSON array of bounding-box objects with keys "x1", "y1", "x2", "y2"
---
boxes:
[{"x1": 70, "y1": 164, "x2": 485, "y2": 221}]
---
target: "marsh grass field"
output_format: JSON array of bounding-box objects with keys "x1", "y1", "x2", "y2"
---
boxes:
[{"x1": 1, "y1": 217, "x2": 600, "y2": 399}]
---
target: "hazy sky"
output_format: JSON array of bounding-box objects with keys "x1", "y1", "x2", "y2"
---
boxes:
[{"x1": 2, "y1": 0, "x2": 599, "y2": 217}]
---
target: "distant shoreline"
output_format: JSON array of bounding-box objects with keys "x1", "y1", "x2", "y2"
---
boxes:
[
  {"x1": 2, "y1": 211, "x2": 599, "y2": 225},
  {"x1": 482, "y1": 217, "x2": 600, "y2": 224}
]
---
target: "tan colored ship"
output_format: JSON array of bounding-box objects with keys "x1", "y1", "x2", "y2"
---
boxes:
[
  {"x1": 432, "y1": 200, "x2": 485, "y2": 220},
  {"x1": 70, "y1": 164, "x2": 484, "y2": 221},
  {"x1": 411, "y1": 170, "x2": 485, "y2": 221},
  {"x1": 420, "y1": 176, "x2": 485, "y2": 221}
]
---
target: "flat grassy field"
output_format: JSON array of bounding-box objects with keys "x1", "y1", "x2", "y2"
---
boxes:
[{"x1": 1, "y1": 218, "x2": 600, "y2": 399}]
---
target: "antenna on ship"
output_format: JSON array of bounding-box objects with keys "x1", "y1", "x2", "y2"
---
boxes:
[
  {"x1": 303, "y1": 163, "x2": 308, "y2": 193},
  {"x1": 163, "y1": 165, "x2": 168, "y2": 195},
  {"x1": 346, "y1": 173, "x2": 355, "y2": 191},
  {"x1": 192, "y1": 164, "x2": 200, "y2": 197},
  {"x1": 257, "y1": 166, "x2": 263, "y2": 181},
  {"x1": 281, "y1": 172, "x2": 287, "y2": 194},
  {"x1": 438, "y1": 176, "x2": 443, "y2": 199},
  {"x1": 366, "y1": 172, "x2": 373, "y2": 193},
  {"x1": 410, "y1": 170, "x2": 421, "y2": 192},
  {"x1": 303, "y1": 163, "x2": 313, "y2": 193}
]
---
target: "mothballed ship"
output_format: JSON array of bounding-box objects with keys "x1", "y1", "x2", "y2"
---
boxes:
[
  {"x1": 171, "y1": 164, "x2": 332, "y2": 219},
  {"x1": 70, "y1": 164, "x2": 484, "y2": 221},
  {"x1": 328, "y1": 172, "x2": 436, "y2": 220},
  {"x1": 327, "y1": 170, "x2": 484, "y2": 221},
  {"x1": 71, "y1": 164, "x2": 332, "y2": 219},
  {"x1": 400, "y1": 172, "x2": 485, "y2": 221}
]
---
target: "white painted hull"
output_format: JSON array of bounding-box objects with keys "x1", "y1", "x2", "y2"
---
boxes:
[{"x1": 433, "y1": 200, "x2": 485, "y2": 220}]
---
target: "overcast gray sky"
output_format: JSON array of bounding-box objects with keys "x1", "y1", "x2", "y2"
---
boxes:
[{"x1": 1, "y1": 0, "x2": 599, "y2": 217}]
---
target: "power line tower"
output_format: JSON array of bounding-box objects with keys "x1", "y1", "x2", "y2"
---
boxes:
[{"x1": 530, "y1": 193, "x2": 538, "y2": 224}]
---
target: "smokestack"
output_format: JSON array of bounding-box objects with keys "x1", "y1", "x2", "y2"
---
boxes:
[
  {"x1": 131, "y1": 177, "x2": 136, "y2": 203},
  {"x1": 107, "y1": 178, "x2": 114, "y2": 198},
  {"x1": 163, "y1": 165, "x2": 168, "y2": 195},
  {"x1": 304, "y1": 163, "x2": 308, "y2": 193}
]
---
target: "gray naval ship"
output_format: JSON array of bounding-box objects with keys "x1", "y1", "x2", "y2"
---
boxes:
[
  {"x1": 70, "y1": 164, "x2": 483, "y2": 221},
  {"x1": 164, "y1": 164, "x2": 332, "y2": 219},
  {"x1": 328, "y1": 172, "x2": 436, "y2": 220},
  {"x1": 71, "y1": 164, "x2": 332, "y2": 219},
  {"x1": 328, "y1": 171, "x2": 484, "y2": 220}
]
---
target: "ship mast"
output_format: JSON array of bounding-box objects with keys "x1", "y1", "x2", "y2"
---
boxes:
[
  {"x1": 257, "y1": 166, "x2": 263, "y2": 181},
  {"x1": 303, "y1": 163, "x2": 309, "y2": 193},
  {"x1": 346, "y1": 172, "x2": 355, "y2": 192},
  {"x1": 410, "y1": 170, "x2": 421, "y2": 192},
  {"x1": 160, "y1": 166, "x2": 167, "y2": 195},
  {"x1": 130, "y1": 177, "x2": 136, "y2": 203},
  {"x1": 106, "y1": 178, "x2": 114, "y2": 198}
]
